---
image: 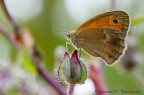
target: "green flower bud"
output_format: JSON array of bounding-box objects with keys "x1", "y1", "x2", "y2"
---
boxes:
[{"x1": 57, "y1": 50, "x2": 87, "y2": 84}]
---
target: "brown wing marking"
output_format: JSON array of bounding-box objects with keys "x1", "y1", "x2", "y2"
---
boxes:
[{"x1": 78, "y1": 28, "x2": 126, "y2": 65}]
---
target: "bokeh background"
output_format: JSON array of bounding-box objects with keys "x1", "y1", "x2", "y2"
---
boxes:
[{"x1": 0, "y1": 0, "x2": 144, "y2": 95}]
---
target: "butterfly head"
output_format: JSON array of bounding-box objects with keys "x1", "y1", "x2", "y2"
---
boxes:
[{"x1": 65, "y1": 31, "x2": 73, "y2": 40}]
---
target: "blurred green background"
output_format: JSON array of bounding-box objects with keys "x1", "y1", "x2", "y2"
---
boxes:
[{"x1": 0, "y1": 0, "x2": 144, "y2": 95}]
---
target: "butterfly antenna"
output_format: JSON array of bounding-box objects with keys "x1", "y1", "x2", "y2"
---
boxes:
[{"x1": 52, "y1": 24, "x2": 68, "y2": 33}]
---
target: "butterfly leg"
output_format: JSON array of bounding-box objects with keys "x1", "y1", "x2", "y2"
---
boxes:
[
  {"x1": 78, "y1": 48, "x2": 82, "y2": 58},
  {"x1": 66, "y1": 42, "x2": 72, "y2": 52}
]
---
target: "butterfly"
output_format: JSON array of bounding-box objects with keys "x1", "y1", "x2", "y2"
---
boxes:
[{"x1": 65, "y1": 11, "x2": 130, "y2": 65}]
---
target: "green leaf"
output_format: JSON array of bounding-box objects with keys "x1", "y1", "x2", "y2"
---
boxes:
[
  {"x1": 78, "y1": 61, "x2": 87, "y2": 84},
  {"x1": 131, "y1": 18, "x2": 144, "y2": 27},
  {"x1": 22, "y1": 48, "x2": 37, "y2": 75}
]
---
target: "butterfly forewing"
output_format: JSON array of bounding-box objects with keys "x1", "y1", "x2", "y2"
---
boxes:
[{"x1": 75, "y1": 11, "x2": 129, "y2": 34}]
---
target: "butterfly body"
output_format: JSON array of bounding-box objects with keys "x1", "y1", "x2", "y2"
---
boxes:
[{"x1": 65, "y1": 11, "x2": 130, "y2": 65}]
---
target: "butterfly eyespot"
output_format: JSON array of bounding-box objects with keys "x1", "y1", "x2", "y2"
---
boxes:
[{"x1": 113, "y1": 19, "x2": 119, "y2": 24}]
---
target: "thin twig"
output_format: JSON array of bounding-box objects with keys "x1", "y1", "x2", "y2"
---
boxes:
[
  {"x1": 0, "y1": 0, "x2": 66, "y2": 95},
  {"x1": 32, "y1": 47, "x2": 65, "y2": 95},
  {"x1": 0, "y1": 24, "x2": 19, "y2": 50},
  {"x1": 33, "y1": 60, "x2": 65, "y2": 95},
  {"x1": 1, "y1": 0, "x2": 20, "y2": 32}
]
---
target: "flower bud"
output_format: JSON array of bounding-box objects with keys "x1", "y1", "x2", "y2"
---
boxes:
[{"x1": 57, "y1": 50, "x2": 87, "y2": 84}]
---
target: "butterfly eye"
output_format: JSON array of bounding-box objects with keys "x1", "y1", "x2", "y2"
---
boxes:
[
  {"x1": 65, "y1": 32, "x2": 72, "y2": 39},
  {"x1": 113, "y1": 19, "x2": 119, "y2": 24}
]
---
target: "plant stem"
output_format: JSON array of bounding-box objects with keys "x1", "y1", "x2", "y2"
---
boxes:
[
  {"x1": 67, "y1": 84, "x2": 75, "y2": 95},
  {"x1": 33, "y1": 60, "x2": 66, "y2": 95},
  {"x1": 1, "y1": 0, "x2": 20, "y2": 32},
  {"x1": 31, "y1": 48, "x2": 65, "y2": 95},
  {"x1": 0, "y1": 24, "x2": 65, "y2": 94},
  {"x1": 0, "y1": 24, "x2": 19, "y2": 50},
  {"x1": 0, "y1": 0, "x2": 66, "y2": 95}
]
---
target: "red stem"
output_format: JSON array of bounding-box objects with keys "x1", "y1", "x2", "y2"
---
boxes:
[{"x1": 89, "y1": 64, "x2": 108, "y2": 95}]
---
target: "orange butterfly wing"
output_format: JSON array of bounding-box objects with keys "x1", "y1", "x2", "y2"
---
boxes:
[{"x1": 74, "y1": 11, "x2": 130, "y2": 35}]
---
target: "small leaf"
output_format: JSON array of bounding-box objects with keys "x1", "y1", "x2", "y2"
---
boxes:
[
  {"x1": 131, "y1": 18, "x2": 144, "y2": 27},
  {"x1": 77, "y1": 60, "x2": 87, "y2": 84},
  {"x1": 58, "y1": 52, "x2": 71, "y2": 82}
]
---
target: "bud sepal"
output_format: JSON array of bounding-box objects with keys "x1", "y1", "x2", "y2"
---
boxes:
[{"x1": 57, "y1": 50, "x2": 87, "y2": 84}]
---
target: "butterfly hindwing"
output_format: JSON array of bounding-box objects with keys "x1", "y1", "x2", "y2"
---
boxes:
[{"x1": 79, "y1": 28, "x2": 126, "y2": 65}]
